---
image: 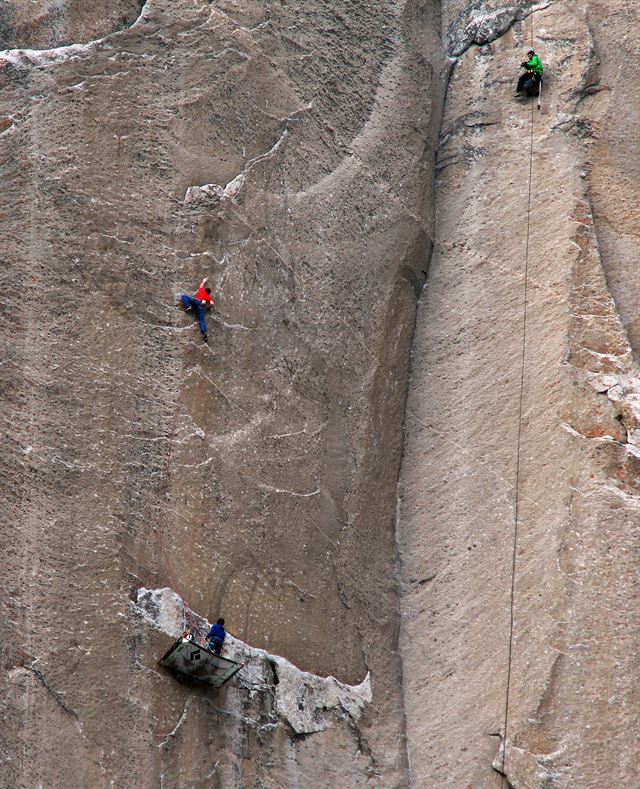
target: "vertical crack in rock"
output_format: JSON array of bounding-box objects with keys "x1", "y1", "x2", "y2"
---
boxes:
[
  {"x1": 25, "y1": 663, "x2": 82, "y2": 729},
  {"x1": 575, "y1": 4, "x2": 640, "y2": 355},
  {"x1": 566, "y1": 201, "x2": 640, "y2": 490}
]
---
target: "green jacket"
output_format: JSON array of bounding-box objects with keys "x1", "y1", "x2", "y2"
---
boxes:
[{"x1": 526, "y1": 55, "x2": 543, "y2": 75}]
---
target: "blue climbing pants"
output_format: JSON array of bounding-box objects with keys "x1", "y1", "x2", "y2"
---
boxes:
[
  {"x1": 208, "y1": 637, "x2": 223, "y2": 656},
  {"x1": 181, "y1": 294, "x2": 207, "y2": 335}
]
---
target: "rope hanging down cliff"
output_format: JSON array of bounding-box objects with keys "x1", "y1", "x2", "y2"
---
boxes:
[{"x1": 500, "y1": 35, "x2": 539, "y2": 788}]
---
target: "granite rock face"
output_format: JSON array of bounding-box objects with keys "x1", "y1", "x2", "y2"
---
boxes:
[
  {"x1": 0, "y1": 0, "x2": 445, "y2": 786},
  {"x1": 1, "y1": 0, "x2": 639, "y2": 787},
  {"x1": 0, "y1": 1, "x2": 146, "y2": 50},
  {"x1": 398, "y1": 2, "x2": 640, "y2": 788}
]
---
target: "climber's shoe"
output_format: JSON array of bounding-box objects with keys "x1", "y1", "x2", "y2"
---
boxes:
[{"x1": 202, "y1": 332, "x2": 208, "y2": 343}]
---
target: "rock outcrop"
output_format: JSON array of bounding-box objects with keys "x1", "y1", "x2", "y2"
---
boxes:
[{"x1": 134, "y1": 587, "x2": 372, "y2": 736}]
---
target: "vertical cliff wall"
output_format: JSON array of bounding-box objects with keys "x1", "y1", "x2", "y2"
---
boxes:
[
  {"x1": 0, "y1": 0, "x2": 447, "y2": 787},
  {"x1": 2, "y1": 0, "x2": 639, "y2": 787},
  {"x1": 399, "y1": 2, "x2": 640, "y2": 787}
]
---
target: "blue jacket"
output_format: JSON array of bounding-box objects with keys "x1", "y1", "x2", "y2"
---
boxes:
[{"x1": 207, "y1": 623, "x2": 226, "y2": 643}]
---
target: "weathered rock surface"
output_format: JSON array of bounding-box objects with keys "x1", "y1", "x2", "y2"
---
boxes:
[
  {"x1": 0, "y1": 0, "x2": 445, "y2": 786},
  {"x1": 0, "y1": 1, "x2": 146, "y2": 50},
  {"x1": 1, "y1": 0, "x2": 639, "y2": 787},
  {"x1": 398, "y1": 2, "x2": 640, "y2": 787},
  {"x1": 134, "y1": 587, "x2": 372, "y2": 737}
]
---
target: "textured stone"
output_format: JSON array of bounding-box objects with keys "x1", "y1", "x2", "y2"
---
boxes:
[
  {"x1": 398, "y1": 3, "x2": 640, "y2": 788},
  {"x1": 0, "y1": 0, "x2": 446, "y2": 786},
  {"x1": 134, "y1": 586, "x2": 372, "y2": 737},
  {"x1": 2, "y1": 0, "x2": 639, "y2": 787},
  {"x1": 0, "y1": 1, "x2": 146, "y2": 50}
]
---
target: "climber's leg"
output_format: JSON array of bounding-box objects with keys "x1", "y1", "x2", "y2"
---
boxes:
[
  {"x1": 516, "y1": 73, "x2": 528, "y2": 93},
  {"x1": 209, "y1": 637, "x2": 223, "y2": 656},
  {"x1": 534, "y1": 74, "x2": 542, "y2": 95},
  {"x1": 195, "y1": 303, "x2": 208, "y2": 339},
  {"x1": 181, "y1": 293, "x2": 196, "y2": 310},
  {"x1": 523, "y1": 75, "x2": 541, "y2": 96}
]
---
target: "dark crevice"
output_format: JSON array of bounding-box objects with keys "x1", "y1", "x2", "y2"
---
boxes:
[
  {"x1": 347, "y1": 719, "x2": 378, "y2": 775},
  {"x1": 25, "y1": 663, "x2": 80, "y2": 721},
  {"x1": 288, "y1": 730, "x2": 312, "y2": 743}
]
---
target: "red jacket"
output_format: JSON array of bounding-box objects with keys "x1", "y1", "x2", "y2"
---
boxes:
[{"x1": 196, "y1": 286, "x2": 214, "y2": 305}]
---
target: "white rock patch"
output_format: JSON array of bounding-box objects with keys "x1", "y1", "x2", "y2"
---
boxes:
[{"x1": 132, "y1": 586, "x2": 372, "y2": 736}]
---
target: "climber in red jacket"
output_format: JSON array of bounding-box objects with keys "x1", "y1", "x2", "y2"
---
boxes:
[{"x1": 180, "y1": 277, "x2": 214, "y2": 343}]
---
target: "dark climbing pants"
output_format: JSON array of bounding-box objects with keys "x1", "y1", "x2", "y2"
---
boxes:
[
  {"x1": 208, "y1": 637, "x2": 223, "y2": 656},
  {"x1": 517, "y1": 72, "x2": 541, "y2": 95},
  {"x1": 181, "y1": 294, "x2": 207, "y2": 335}
]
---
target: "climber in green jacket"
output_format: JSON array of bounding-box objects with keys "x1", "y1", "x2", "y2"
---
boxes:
[{"x1": 516, "y1": 49, "x2": 543, "y2": 96}]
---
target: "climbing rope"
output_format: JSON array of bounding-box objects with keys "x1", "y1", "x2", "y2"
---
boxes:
[{"x1": 500, "y1": 25, "x2": 537, "y2": 787}]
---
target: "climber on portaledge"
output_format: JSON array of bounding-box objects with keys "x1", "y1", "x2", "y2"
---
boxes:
[
  {"x1": 180, "y1": 277, "x2": 214, "y2": 343},
  {"x1": 515, "y1": 49, "x2": 543, "y2": 97},
  {"x1": 207, "y1": 617, "x2": 226, "y2": 656}
]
